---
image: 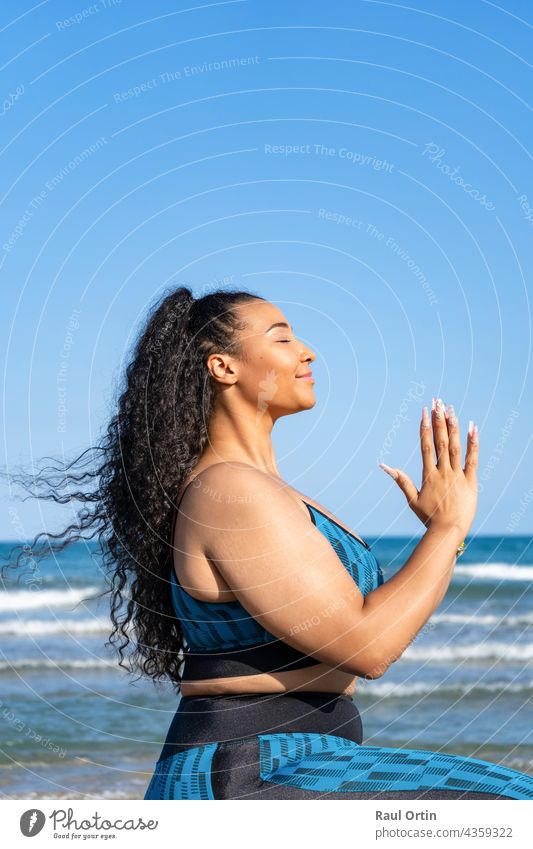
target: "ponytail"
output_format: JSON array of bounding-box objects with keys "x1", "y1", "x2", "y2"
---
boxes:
[{"x1": 2, "y1": 284, "x2": 264, "y2": 690}]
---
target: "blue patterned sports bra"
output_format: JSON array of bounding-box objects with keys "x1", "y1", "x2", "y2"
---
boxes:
[{"x1": 170, "y1": 484, "x2": 384, "y2": 682}]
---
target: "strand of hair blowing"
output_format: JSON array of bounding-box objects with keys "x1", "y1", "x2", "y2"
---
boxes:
[{"x1": 1, "y1": 285, "x2": 264, "y2": 691}]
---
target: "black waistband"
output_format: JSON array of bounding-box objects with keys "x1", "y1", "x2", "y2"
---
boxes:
[
  {"x1": 181, "y1": 641, "x2": 322, "y2": 680},
  {"x1": 158, "y1": 691, "x2": 363, "y2": 760}
]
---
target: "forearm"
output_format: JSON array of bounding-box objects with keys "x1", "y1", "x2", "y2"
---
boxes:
[{"x1": 359, "y1": 524, "x2": 464, "y2": 675}]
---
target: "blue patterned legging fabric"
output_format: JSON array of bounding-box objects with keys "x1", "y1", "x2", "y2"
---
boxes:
[{"x1": 144, "y1": 693, "x2": 533, "y2": 800}]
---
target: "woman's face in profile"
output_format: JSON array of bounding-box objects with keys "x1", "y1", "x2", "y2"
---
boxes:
[{"x1": 208, "y1": 299, "x2": 317, "y2": 420}]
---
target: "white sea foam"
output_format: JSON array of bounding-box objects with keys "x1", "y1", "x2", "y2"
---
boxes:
[
  {"x1": 358, "y1": 679, "x2": 533, "y2": 697},
  {"x1": 403, "y1": 642, "x2": 533, "y2": 662},
  {"x1": 0, "y1": 618, "x2": 109, "y2": 636},
  {"x1": 0, "y1": 587, "x2": 100, "y2": 612},
  {"x1": 454, "y1": 563, "x2": 533, "y2": 581},
  {"x1": 432, "y1": 613, "x2": 533, "y2": 626},
  {"x1": 0, "y1": 658, "x2": 112, "y2": 671}
]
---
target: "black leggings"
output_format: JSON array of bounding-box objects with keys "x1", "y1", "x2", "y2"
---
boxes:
[{"x1": 144, "y1": 691, "x2": 533, "y2": 800}]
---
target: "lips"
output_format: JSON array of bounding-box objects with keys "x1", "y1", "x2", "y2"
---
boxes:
[{"x1": 296, "y1": 371, "x2": 313, "y2": 379}]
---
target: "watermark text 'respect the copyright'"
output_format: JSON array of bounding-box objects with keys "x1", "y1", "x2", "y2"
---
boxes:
[{"x1": 264, "y1": 143, "x2": 394, "y2": 171}]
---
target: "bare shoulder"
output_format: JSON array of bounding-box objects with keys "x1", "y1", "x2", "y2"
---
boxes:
[
  {"x1": 180, "y1": 462, "x2": 312, "y2": 557},
  {"x1": 175, "y1": 462, "x2": 311, "y2": 567},
  {"x1": 186, "y1": 461, "x2": 300, "y2": 526}
]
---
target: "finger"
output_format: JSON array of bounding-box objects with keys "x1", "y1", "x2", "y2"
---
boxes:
[
  {"x1": 379, "y1": 464, "x2": 419, "y2": 506},
  {"x1": 420, "y1": 405, "x2": 434, "y2": 480},
  {"x1": 444, "y1": 403, "x2": 462, "y2": 471},
  {"x1": 433, "y1": 397, "x2": 451, "y2": 470},
  {"x1": 394, "y1": 469, "x2": 419, "y2": 507},
  {"x1": 464, "y1": 420, "x2": 479, "y2": 482}
]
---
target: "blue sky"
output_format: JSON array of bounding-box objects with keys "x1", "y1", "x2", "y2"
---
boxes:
[{"x1": 1, "y1": 0, "x2": 532, "y2": 539}]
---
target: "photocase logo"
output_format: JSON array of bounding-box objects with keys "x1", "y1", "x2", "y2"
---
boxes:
[
  {"x1": 256, "y1": 369, "x2": 279, "y2": 424},
  {"x1": 20, "y1": 809, "x2": 46, "y2": 836}
]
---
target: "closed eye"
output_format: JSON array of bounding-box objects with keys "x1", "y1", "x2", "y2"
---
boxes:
[{"x1": 277, "y1": 339, "x2": 292, "y2": 343}]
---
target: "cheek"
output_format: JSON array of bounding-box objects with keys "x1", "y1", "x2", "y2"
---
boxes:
[
  {"x1": 272, "y1": 345, "x2": 298, "y2": 367},
  {"x1": 251, "y1": 344, "x2": 298, "y2": 380},
  {"x1": 257, "y1": 344, "x2": 293, "y2": 369}
]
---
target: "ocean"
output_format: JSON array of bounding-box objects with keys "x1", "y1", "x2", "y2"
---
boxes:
[{"x1": 1, "y1": 535, "x2": 532, "y2": 799}]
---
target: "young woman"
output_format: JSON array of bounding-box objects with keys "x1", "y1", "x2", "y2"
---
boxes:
[{"x1": 7, "y1": 286, "x2": 533, "y2": 800}]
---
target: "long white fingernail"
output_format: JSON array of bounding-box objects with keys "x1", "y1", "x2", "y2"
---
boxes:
[
  {"x1": 446, "y1": 404, "x2": 456, "y2": 425},
  {"x1": 468, "y1": 420, "x2": 478, "y2": 441},
  {"x1": 379, "y1": 462, "x2": 398, "y2": 479}
]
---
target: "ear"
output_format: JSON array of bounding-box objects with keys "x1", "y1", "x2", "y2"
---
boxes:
[{"x1": 206, "y1": 352, "x2": 238, "y2": 385}]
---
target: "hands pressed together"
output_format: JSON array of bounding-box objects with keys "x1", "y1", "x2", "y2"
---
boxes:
[{"x1": 379, "y1": 398, "x2": 479, "y2": 540}]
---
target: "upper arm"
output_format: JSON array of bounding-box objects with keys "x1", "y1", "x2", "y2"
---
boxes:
[{"x1": 191, "y1": 463, "x2": 383, "y2": 677}]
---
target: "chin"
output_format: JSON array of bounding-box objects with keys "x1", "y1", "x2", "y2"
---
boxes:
[
  {"x1": 274, "y1": 397, "x2": 317, "y2": 419},
  {"x1": 298, "y1": 396, "x2": 317, "y2": 412}
]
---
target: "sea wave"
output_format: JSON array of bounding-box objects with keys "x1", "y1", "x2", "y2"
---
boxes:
[
  {"x1": 403, "y1": 642, "x2": 533, "y2": 662},
  {"x1": 0, "y1": 658, "x2": 113, "y2": 672},
  {"x1": 358, "y1": 679, "x2": 533, "y2": 698},
  {"x1": 454, "y1": 564, "x2": 533, "y2": 581},
  {"x1": 0, "y1": 587, "x2": 100, "y2": 612},
  {"x1": 432, "y1": 612, "x2": 533, "y2": 626},
  {"x1": 0, "y1": 618, "x2": 109, "y2": 636}
]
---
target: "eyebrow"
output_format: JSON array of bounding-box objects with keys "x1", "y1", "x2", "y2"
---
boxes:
[{"x1": 265, "y1": 322, "x2": 293, "y2": 333}]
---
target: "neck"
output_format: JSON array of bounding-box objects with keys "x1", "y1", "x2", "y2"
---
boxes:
[{"x1": 200, "y1": 403, "x2": 281, "y2": 478}]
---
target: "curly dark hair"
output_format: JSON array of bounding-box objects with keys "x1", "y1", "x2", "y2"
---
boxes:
[{"x1": 1, "y1": 285, "x2": 265, "y2": 692}]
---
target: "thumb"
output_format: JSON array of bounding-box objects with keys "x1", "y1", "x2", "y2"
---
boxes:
[{"x1": 379, "y1": 463, "x2": 419, "y2": 505}]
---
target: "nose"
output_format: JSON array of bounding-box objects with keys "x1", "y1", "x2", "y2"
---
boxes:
[{"x1": 301, "y1": 344, "x2": 316, "y2": 365}]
